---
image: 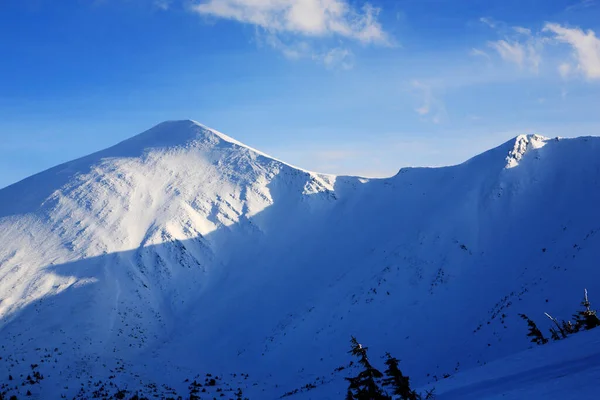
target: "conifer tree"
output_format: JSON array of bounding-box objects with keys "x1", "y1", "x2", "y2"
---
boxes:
[
  {"x1": 518, "y1": 314, "x2": 548, "y2": 345},
  {"x1": 573, "y1": 289, "x2": 600, "y2": 331},
  {"x1": 548, "y1": 327, "x2": 562, "y2": 341},
  {"x1": 561, "y1": 320, "x2": 575, "y2": 335},
  {"x1": 544, "y1": 312, "x2": 567, "y2": 339},
  {"x1": 345, "y1": 336, "x2": 389, "y2": 400},
  {"x1": 382, "y1": 353, "x2": 419, "y2": 400}
]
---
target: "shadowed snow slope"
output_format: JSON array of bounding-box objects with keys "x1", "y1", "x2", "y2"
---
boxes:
[{"x1": 1, "y1": 120, "x2": 599, "y2": 398}]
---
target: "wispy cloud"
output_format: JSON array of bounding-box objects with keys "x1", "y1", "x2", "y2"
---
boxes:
[
  {"x1": 544, "y1": 23, "x2": 600, "y2": 80},
  {"x1": 190, "y1": 0, "x2": 388, "y2": 44},
  {"x1": 559, "y1": 62, "x2": 572, "y2": 78},
  {"x1": 256, "y1": 32, "x2": 354, "y2": 69},
  {"x1": 412, "y1": 80, "x2": 446, "y2": 124},
  {"x1": 479, "y1": 17, "x2": 497, "y2": 29},
  {"x1": 189, "y1": 0, "x2": 389, "y2": 66},
  {"x1": 482, "y1": 20, "x2": 542, "y2": 72},
  {"x1": 319, "y1": 47, "x2": 354, "y2": 69},
  {"x1": 154, "y1": 0, "x2": 172, "y2": 10},
  {"x1": 513, "y1": 26, "x2": 532, "y2": 36},
  {"x1": 487, "y1": 39, "x2": 541, "y2": 72},
  {"x1": 488, "y1": 40, "x2": 526, "y2": 65},
  {"x1": 478, "y1": 17, "x2": 600, "y2": 81},
  {"x1": 565, "y1": 0, "x2": 596, "y2": 12},
  {"x1": 470, "y1": 48, "x2": 491, "y2": 60},
  {"x1": 257, "y1": 32, "x2": 312, "y2": 60}
]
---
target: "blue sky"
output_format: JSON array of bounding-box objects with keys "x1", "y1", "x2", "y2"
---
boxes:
[{"x1": 1, "y1": 0, "x2": 599, "y2": 187}]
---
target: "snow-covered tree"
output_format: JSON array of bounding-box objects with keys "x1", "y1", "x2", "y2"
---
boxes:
[
  {"x1": 544, "y1": 312, "x2": 567, "y2": 340},
  {"x1": 573, "y1": 289, "x2": 600, "y2": 331}
]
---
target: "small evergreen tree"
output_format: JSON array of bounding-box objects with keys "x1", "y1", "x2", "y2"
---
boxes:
[
  {"x1": 561, "y1": 320, "x2": 575, "y2": 335},
  {"x1": 573, "y1": 289, "x2": 600, "y2": 331},
  {"x1": 518, "y1": 314, "x2": 548, "y2": 345},
  {"x1": 382, "y1": 353, "x2": 419, "y2": 400},
  {"x1": 345, "y1": 336, "x2": 389, "y2": 400},
  {"x1": 548, "y1": 327, "x2": 562, "y2": 341},
  {"x1": 544, "y1": 312, "x2": 567, "y2": 339}
]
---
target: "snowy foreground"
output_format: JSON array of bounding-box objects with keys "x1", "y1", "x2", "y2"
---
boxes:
[
  {"x1": 422, "y1": 328, "x2": 600, "y2": 399},
  {"x1": 1, "y1": 120, "x2": 600, "y2": 398}
]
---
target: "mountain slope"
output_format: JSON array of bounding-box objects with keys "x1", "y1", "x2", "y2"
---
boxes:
[
  {"x1": 1, "y1": 121, "x2": 600, "y2": 399},
  {"x1": 423, "y1": 326, "x2": 600, "y2": 399}
]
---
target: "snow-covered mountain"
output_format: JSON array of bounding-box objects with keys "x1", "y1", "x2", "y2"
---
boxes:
[{"x1": 1, "y1": 120, "x2": 600, "y2": 399}]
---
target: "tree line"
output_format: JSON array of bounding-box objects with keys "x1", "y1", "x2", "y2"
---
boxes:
[
  {"x1": 345, "y1": 336, "x2": 434, "y2": 400},
  {"x1": 519, "y1": 289, "x2": 600, "y2": 345}
]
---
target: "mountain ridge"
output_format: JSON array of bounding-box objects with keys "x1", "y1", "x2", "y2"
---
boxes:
[
  {"x1": 0, "y1": 120, "x2": 562, "y2": 195},
  {"x1": 1, "y1": 121, "x2": 600, "y2": 399}
]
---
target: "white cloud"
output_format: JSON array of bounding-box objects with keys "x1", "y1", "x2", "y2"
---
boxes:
[
  {"x1": 412, "y1": 80, "x2": 446, "y2": 124},
  {"x1": 479, "y1": 18, "x2": 600, "y2": 80},
  {"x1": 416, "y1": 104, "x2": 429, "y2": 115},
  {"x1": 257, "y1": 31, "x2": 353, "y2": 69},
  {"x1": 488, "y1": 40, "x2": 525, "y2": 65},
  {"x1": 559, "y1": 62, "x2": 573, "y2": 78},
  {"x1": 412, "y1": 80, "x2": 431, "y2": 115},
  {"x1": 154, "y1": 0, "x2": 172, "y2": 10},
  {"x1": 190, "y1": 0, "x2": 389, "y2": 44},
  {"x1": 543, "y1": 23, "x2": 600, "y2": 80},
  {"x1": 485, "y1": 23, "x2": 541, "y2": 72},
  {"x1": 527, "y1": 43, "x2": 542, "y2": 72},
  {"x1": 513, "y1": 26, "x2": 532, "y2": 36},
  {"x1": 319, "y1": 47, "x2": 354, "y2": 69},
  {"x1": 565, "y1": 0, "x2": 595, "y2": 12},
  {"x1": 258, "y1": 32, "x2": 312, "y2": 59},
  {"x1": 470, "y1": 48, "x2": 490, "y2": 60},
  {"x1": 479, "y1": 17, "x2": 496, "y2": 29}
]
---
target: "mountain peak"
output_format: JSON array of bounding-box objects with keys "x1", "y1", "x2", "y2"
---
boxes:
[
  {"x1": 505, "y1": 133, "x2": 549, "y2": 168},
  {"x1": 117, "y1": 119, "x2": 252, "y2": 153},
  {"x1": 119, "y1": 119, "x2": 293, "y2": 168}
]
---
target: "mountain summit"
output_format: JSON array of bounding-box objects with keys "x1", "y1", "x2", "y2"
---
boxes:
[{"x1": 1, "y1": 121, "x2": 600, "y2": 398}]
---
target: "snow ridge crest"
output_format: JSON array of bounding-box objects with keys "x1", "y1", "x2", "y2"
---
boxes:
[{"x1": 505, "y1": 134, "x2": 548, "y2": 169}]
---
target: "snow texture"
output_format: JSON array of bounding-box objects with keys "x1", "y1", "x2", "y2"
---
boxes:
[{"x1": 1, "y1": 120, "x2": 599, "y2": 398}]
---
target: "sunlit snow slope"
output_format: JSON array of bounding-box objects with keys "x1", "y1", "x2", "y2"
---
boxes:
[{"x1": 1, "y1": 120, "x2": 599, "y2": 398}]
